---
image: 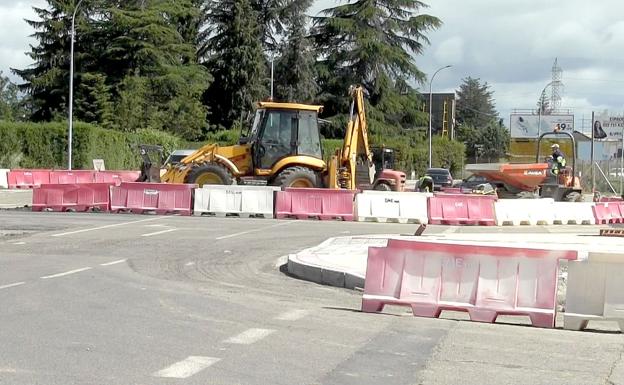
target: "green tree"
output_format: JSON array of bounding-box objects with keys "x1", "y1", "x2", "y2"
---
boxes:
[
  {"x1": 74, "y1": 72, "x2": 113, "y2": 127},
  {"x1": 455, "y1": 77, "x2": 497, "y2": 128},
  {"x1": 0, "y1": 71, "x2": 25, "y2": 121},
  {"x1": 13, "y1": 1, "x2": 76, "y2": 121},
  {"x1": 273, "y1": 0, "x2": 317, "y2": 103},
  {"x1": 202, "y1": 0, "x2": 266, "y2": 129},
  {"x1": 14, "y1": 0, "x2": 210, "y2": 139},
  {"x1": 311, "y1": 0, "x2": 440, "y2": 133},
  {"x1": 455, "y1": 77, "x2": 509, "y2": 161}
]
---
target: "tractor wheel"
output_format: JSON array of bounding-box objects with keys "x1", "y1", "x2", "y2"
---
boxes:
[
  {"x1": 185, "y1": 163, "x2": 232, "y2": 187},
  {"x1": 373, "y1": 182, "x2": 392, "y2": 192},
  {"x1": 564, "y1": 192, "x2": 582, "y2": 202},
  {"x1": 273, "y1": 166, "x2": 320, "y2": 188}
]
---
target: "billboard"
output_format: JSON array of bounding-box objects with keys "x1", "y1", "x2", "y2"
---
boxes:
[
  {"x1": 510, "y1": 114, "x2": 574, "y2": 138},
  {"x1": 593, "y1": 112, "x2": 624, "y2": 142}
]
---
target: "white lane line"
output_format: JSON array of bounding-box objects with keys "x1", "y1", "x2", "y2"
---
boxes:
[
  {"x1": 12, "y1": 242, "x2": 26, "y2": 245},
  {"x1": 275, "y1": 309, "x2": 309, "y2": 321},
  {"x1": 141, "y1": 228, "x2": 177, "y2": 237},
  {"x1": 0, "y1": 282, "x2": 26, "y2": 290},
  {"x1": 225, "y1": 328, "x2": 275, "y2": 345},
  {"x1": 152, "y1": 356, "x2": 220, "y2": 379},
  {"x1": 40, "y1": 267, "x2": 92, "y2": 279},
  {"x1": 100, "y1": 259, "x2": 127, "y2": 266},
  {"x1": 215, "y1": 221, "x2": 293, "y2": 240},
  {"x1": 51, "y1": 217, "x2": 164, "y2": 237}
]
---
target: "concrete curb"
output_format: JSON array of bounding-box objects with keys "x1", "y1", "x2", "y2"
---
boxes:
[{"x1": 287, "y1": 254, "x2": 365, "y2": 290}]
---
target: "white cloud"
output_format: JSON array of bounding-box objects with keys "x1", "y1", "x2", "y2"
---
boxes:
[{"x1": 0, "y1": 0, "x2": 46, "y2": 81}]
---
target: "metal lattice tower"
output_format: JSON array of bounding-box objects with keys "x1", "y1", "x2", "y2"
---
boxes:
[{"x1": 551, "y1": 58, "x2": 564, "y2": 111}]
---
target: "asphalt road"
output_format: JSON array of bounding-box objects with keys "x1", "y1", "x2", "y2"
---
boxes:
[{"x1": 0, "y1": 211, "x2": 623, "y2": 385}]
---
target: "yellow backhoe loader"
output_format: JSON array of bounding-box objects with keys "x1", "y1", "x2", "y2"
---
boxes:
[{"x1": 138, "y1": 86, "x2": 405, "y2": 190}]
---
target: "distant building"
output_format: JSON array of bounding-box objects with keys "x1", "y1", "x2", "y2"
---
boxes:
[{"x1": 423, "y1": 93, "x2": 456, "y2": 139}]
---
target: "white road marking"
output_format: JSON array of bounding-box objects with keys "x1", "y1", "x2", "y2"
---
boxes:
[
  {"x1": 100, "y1": 259, "x2": 127, "y2": 266},
  {"x1": 275, "y1": 309, "x2": 309, "y2": 321},
  {"x1": 215, "y1": 221, "x2": 293, "y2": 240},
  {"x1": 0, "y1": 282, "x2": 26, "y2": 290},
  {"x1": 152, "y1": 356, "x2": 220, "y2": 379},
  {"x1": 225, "y1": 328, "x2": 275, "y2": 345},
  {"x1": 51, "y1": 217, "x2": 163, "y2": 237},
  {"x1": 141, "y1": 228, "x2": 177, "y2": 237},
  {"x1": 12, "y1": 242, "x2": 26, "y2": 245},
  {"x1": 185, "y1": 262, "x2": 195, "y2": 266},
  {"x1": 40, "y1": 267, "x2": 92, "y2": 279}
]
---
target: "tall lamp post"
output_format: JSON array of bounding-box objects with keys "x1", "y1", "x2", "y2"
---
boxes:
[
  {"x1": 67, "y1": 0, "x2": 84, "y2": 170},
  {"x1": 428, "y1": 65, "x2": 452, "y2": 168},
  {"x1": 537, "y1": 81, "x2": 554, "y2": 138}
]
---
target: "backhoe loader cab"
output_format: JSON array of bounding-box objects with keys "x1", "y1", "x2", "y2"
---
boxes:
[{"x1": 158, "y1": 102, "x2": 327, "y2": 188}]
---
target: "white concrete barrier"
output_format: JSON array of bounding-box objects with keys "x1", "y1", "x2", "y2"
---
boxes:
[
  {"x1": 494, "y1": 198, "x2": 555, "y2": 225},
  {"x1": 0, "y1": 169, "x2": 8, "y2": 189},
  {"x1": 564, "y1": 252, "x2": 624, "y2": 332},
  {"x1": 552, "y1": 202, "x2": 596, "y2": 225},
  {"x1": 194, "y1": 185, "x2": 280, "y2": 218},
  {"x1": 355, "y1": 191, "x2": 430, "y2": 224}
]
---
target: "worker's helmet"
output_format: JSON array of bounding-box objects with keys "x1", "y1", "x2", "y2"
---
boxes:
[{"x1": 551, "y1": 144, "x2": 560, "y2": 149}]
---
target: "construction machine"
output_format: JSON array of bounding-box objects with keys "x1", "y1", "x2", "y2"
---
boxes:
[
  {"x1": 464, "y1": 130, "x2": 582, "y2": 201},
  {"x1": 141, "y1": 85, "x2": 405, "y2": 191}
]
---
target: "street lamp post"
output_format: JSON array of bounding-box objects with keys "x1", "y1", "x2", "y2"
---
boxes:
[
  {"x1": 428, "y1": 65, "x2": 451, "y2": 169},
  {"x1": 67, "y1": 0, "x2": 84, "y2": 170},
  {"x1": 537, "y1": 81, "x2": 554, "y2": 138}
]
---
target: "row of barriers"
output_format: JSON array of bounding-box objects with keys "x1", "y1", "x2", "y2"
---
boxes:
[
  {"x1": 30, "y1": 183, "x2": 624, "y2": 225},
  {"x1": 32, "y1": 182, "x2": 196, "y2": 215},
  {"x1": 2, "y1": 169, "x2": 140, "y2": 189},
  {"x1": 362, "y1": 239, "x2": 624, "y2": 331}
]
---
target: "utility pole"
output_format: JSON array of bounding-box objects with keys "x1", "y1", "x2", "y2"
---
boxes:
[{"x1": 67, "y1": 0, "x2": 84, "y2": 170}]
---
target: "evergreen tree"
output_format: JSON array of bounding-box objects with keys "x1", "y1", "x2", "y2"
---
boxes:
[
  {"x1": 15, "y1": 0, "x2": 210, "y2": 139},
  {"x1": 455, "y1": 77, "x2": 509, "y2": 160},
  {"x1": 273, "y1": 0, "x2": 317, "y2": 103},
  {"x1": 74, "y1": 73, "x2": 113, "y2": 127},
  {"x1": 202, "y1": 0, "x2": 266, "y2": 129},
  {"x1": 104, "y1": 0, "x2": 210, "y2": 138},
  {"x1": 312, "y1": 0, "x2": 440, "y2": 133},
  {"x1": 455, "y1": 77, "x2": 497, "y2": 128},
  {"x1": 13, "y1": 1, "x2": 77, "y2": 121}
]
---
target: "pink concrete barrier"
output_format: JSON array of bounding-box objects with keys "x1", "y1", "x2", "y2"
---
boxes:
[
  {"x1": 94, "y1": 171, "x2": 141, "y2": 184},
  {"x1": 428, "y1": 194, "x2": 496, "y2": 225},
  {"x1": 110, "y1": 182, "x2": 196, "y2": 215},
  {"x1": 593, "y1": 202, "x2": 623, "y2": 224},
  {"x1": 275, "y1": 188, "x2": 355, "y2": 221},
  {"x1": 49, "y1": 170, "x2": 96, "y2": 184},
  {"x1": 8, "y1": 170, "x2": 50, "y2": 189},
  {"x1": 32, "y1": 183, "x2": 112, "y2": 212},
  {"x1": 362, "y1": 239, "x2": 577, "y2": 328}
]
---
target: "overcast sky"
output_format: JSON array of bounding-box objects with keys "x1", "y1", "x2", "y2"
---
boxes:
[{"x1": 2, "y1": 0, "x2": 623, "y2": 130}]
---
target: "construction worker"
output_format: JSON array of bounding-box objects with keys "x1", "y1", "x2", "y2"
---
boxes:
[
  {"x1": 550, "y1": 144, "x2": 566, "y2": 175},
  {"x1": 417, "y1": 175, "x2": 434, "y2": 192}
]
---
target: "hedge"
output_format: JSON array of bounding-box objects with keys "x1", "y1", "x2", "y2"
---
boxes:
[
  {"x1": 0, "y1": 122, "x2": 465, "y2": 178},
  {"x1": 0, "y1": 121, "x2": 182, "y2": 170}
]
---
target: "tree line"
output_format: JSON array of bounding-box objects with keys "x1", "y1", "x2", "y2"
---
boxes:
[{"x1": 8, "y1": 0, "x2": 440, "y2": 142}]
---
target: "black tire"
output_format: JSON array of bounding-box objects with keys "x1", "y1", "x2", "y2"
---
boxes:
[
  {"x1": 185, "y1": 163, "x2": 232, "y2": 187},
  {"x1": 374, "y1": 182, "x2": 392, "y2": 191},
  {"x1": 273, "y1": 166, "x2": 320, "y2": 188},
  {"x1": 564, "y1": 192, "x2": 582, "y2": 202}
]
